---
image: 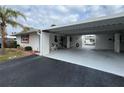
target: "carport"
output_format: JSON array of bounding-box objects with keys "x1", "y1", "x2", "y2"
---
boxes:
[
  {"x1": 41, "y1": 13, "x2": 124, "y2": 77},
  {"x1": 42, "y1": 13, "x2": 124, "y2": 54}
]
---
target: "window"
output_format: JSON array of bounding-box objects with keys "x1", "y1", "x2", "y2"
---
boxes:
[
  {"x1": 21, "y1": 35, "x2": 29, "y2": 43},
  {"x1": 54, "y1": 35, "x2": 58, "y2": 42}
]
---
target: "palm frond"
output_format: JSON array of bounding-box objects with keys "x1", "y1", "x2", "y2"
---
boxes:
[
  {"x1": 0, "y1": 6, "x2": 7, "y2": 21},
  {"x1": 0, "y1": 6, "x2": 26, "y2": 22},
  {"x1": 7, "y1": 20, "x2": 24, "y2": 28},
  {"x1": 6, "y1": 8, "x2": 26, "y2": 20}
]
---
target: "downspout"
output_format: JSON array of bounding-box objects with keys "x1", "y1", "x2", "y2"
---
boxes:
[{"x1": 37, "y1": 30, "x2": 41, "y2": 55}]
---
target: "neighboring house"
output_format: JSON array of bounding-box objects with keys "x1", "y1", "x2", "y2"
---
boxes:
[
  {"x1": 82, "y1": 35, "x2": 96, "y2": 45},
  {"x1": 0, "y1": 35, "x2": 16, "y2": 48},
  {"x1": 15, "y1": 28, "x2": 41, "y2": 52},
  {"x1": 15, "y1": 13, "x2": 124, "y2": 55}
]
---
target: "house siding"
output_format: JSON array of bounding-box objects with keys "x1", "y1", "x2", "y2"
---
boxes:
[{"x1": 16, "y1": 33, "x2": 40, "y2": 51}]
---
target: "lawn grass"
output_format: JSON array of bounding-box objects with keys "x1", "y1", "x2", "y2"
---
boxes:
[{"x1": 0, "y1": 48, "x2": 26, "y2": 62}]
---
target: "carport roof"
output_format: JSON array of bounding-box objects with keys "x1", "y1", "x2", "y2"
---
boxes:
[{"x1": 43, "y1": 13, "x2": 124, "y2": 35}]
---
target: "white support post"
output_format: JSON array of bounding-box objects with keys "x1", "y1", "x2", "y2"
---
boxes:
[
  {"x1": 39, "y1": 30, "x2": 43, "y2": 55},
  {"x1": 37, "y1": 30, "x2": 42, "y2": 54},
  {"x1": 39, "y1": 31, "x2": 50, "y2": 56},
  {"x1": 67, "y1": 36, "x2": 70, "y2": 48},
  {"x1": 114, "y1": 33, "x2": 120, "y2": 53}
]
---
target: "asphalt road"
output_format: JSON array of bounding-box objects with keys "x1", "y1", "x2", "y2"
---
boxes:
[{"x1": 0, "y1": 55, "x2": 124, "y2": 87}]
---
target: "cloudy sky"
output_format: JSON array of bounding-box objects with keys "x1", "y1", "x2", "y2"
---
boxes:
[{"x1": 3, "y1": 5, "x2": 124, "y2": 34}]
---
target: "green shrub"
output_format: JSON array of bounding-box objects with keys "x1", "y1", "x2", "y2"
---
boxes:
[
  {"x1": 16, "y1": 44, "x2": 20, "y2": 48},
  {"x1": 13, "y1": 41, "x2": 17, "y2": 48},
  {"x1": 24, "y1": 46, "x2": 32, "y2": 51}
]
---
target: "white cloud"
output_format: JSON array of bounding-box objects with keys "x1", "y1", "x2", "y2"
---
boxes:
[
  {"x1": 56, "y1": 6, "x2": 69, "y2": 13},
  {"x1": 3, "y1": 5, "x2": 124, "y2": 34},
  {"x1": 62, "y1": 14, "x2": 79, "y2": 24}
]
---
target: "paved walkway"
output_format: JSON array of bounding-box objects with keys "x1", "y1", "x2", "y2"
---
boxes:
[{"x1": 0, "y1": 55, "x2": 124, "y2": 87}]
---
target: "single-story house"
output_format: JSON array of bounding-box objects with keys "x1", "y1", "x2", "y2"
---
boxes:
[
  {"x1": 82, "y1": 35, "x2": 96, "y2": 45},
  {"x1": 15, "y1": 13, "x2": 124, "y2": 77},
  {"x1": 15, "y1": 13, "x2": 124, "y2": 55},
  {"x1": 15, "y1": 28, "x2": 41, "y2": 52},
  {"x1": 41, "y1": 13, "x2": 124, "y2": 55}
]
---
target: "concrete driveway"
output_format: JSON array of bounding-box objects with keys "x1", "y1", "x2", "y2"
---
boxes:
[
  {"x1": 45, "y1": 48, "x2": 124, "y2": 77},
  {"x1": 0, "y1": 55, "x2": 124, "y2": 87}
]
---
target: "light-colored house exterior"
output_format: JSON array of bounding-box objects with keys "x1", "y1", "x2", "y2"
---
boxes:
[
  {"x1": 14, "y1": 13, "x2": 124, "y2": 77},
  {"x1": 39, "y1": 13, "x2": 124, "y2": 55},
  {"x1": 15, "y1": 29, "x2": 41, "y2": 52},
  {"x1": 82, "y1": 35, "x2": 96, "y2": 45},
  {"x1": 15, "y1": 13, "x2": 124, "y2": 55}
]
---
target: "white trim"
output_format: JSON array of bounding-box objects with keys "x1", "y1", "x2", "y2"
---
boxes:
[{"x1": 114, "y1": 33, "x2": 120, "y2": 53}]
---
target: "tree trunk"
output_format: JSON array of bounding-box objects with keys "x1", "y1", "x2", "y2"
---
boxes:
[{"x1": 0, "y1": 24, "x2": 6, "y2": 55}]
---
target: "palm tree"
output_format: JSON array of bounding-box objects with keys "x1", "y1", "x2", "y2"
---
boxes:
[{"x1": 0, "y1": 6, "x2": 26, "y2": 54}]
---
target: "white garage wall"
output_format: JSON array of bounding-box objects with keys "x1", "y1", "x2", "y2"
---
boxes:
[
  {"x1": 70, "y1": 35, "x2": 82, "y2": 48},
  {"x1": 48, "y1": 34, "x2": 82, "y2": 52},
  {"x1": 16, "y1": 33, "x2": 40, "y2": 51},
  {"x1": 42, "y1": 32, "x2": 50, "y2": 55},
  {"x1": 120, "y1": 34, "x2": 124, "y2": 51},
  {"x1": 49, "y1": 34, "x2": 83, "y2": 49},
  {"x1": 95, "y1": 34, "x2": 114, "y2": 50}
]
